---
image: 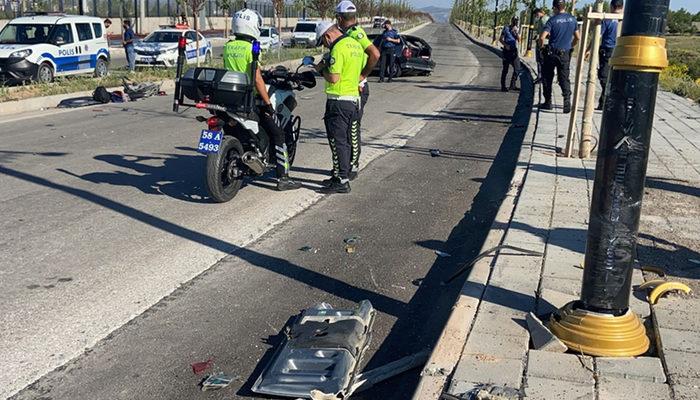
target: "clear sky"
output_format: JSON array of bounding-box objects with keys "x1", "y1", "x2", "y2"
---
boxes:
[{"x1": 409, "y1": 0, "x2": 700, "y2": 13}]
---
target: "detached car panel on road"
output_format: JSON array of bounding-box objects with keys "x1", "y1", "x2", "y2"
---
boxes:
[
  {"x1": 0, "y1": 14, "x2": 109, "y2": 84},
  {"x1": 369, "y1": 33, "x2": 435, "y2": 77},
  {"x1": 134, "y1": 28, "x2": 211, "y2": 67}
]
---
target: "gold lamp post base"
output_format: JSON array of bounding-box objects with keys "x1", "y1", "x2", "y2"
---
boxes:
[{"x1": 548, "y1": 301, "x2": 649, "y2": 357}]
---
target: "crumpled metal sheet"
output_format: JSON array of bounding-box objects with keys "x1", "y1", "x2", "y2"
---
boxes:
[{"x1": 252, "y1": 300, "x2": 375, "y2": 399}]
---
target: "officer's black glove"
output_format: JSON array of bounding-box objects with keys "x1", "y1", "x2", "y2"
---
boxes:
[{"x1": 259, "y1": 103, "x2": 275, "y2": 117}]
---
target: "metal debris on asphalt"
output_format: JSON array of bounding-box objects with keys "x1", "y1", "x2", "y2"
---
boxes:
[
  {"x1": 430, "y1": 149, "x2": 441, "y2": 157},
  {"x1": 299, "y1": 246, "x2": 318, "y2": 253},
  {"x1": 344, "y1": 236, "x2": 360, "y2": 244},
  {"x1": 201, "y1": 373, "x2": 234, "y2": 391},
  {"x1": 191, "y1": 359, "x2": 213, "y2": 374},
  {"x1": 435, "y1": 250, "x2": 451, "y2": 257},
  {"x1": 345, "y1": 244, "x2": 356, "y2": 253}
]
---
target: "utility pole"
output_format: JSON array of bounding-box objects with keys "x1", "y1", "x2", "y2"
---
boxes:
[
  {"x1": 492, "y1": 0, "x2": 498, "y2": 43},
  {"x1": 549, "y1": 0, "x2": 670, "y2": 357}
]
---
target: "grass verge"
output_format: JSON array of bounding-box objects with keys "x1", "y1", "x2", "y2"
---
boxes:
[
  {"x1": 0, "y1": 46, "x2": 323, "y2": 103},
  {"x1": 660, "y1": 35, "x2": 700, "y2": 104}
]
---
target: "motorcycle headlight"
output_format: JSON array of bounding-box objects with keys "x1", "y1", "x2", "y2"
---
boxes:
[{"x1": 9, "y1": 49, "x2": 32, "y2": 59}]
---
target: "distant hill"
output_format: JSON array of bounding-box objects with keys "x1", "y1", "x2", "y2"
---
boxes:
[{"x1": 420, "y1": 6, "x2": 451, "y2": 23}]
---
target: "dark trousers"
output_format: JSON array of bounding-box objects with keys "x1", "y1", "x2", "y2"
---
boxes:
[
  {"x1": 258, "y1": 112, "x2": 289, "y2": 178},
  {"x1": 501, "y1": 48, "x2": 521, "y2": 89},
  {"x1": 379, "y1": 48, "x2": 396, "y2": 81},
  {"x1": 535, "y1": 47, "x2": 544, "y2": 80},
  {"x1": 353, "y1": 82, "x2": 369, "y2": 169},
  {"x1": 542, "y1": 49, "x2": 572, "y2": 103},
  {"x1": 324, "y1": 99, "x2": 359, "y2": 180},
  {"x1": 597, "y1": 47, "x2": 614, "y2": 106}
]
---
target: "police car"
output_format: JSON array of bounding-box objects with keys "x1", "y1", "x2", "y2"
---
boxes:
[
  {"x1": 0, "y1": 13, "x2": 109, "y2": 84},
  {"x1": 258, "y1": 26, "x2": 282, "y2": 51},
  {"x1": 134, "y1": 27, "x2": 212, "y2": 67}
]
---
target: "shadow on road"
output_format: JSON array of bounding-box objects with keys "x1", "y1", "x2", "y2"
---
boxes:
[{"x1": 58, "y1": 147, "x2": 210, "y2": 203}]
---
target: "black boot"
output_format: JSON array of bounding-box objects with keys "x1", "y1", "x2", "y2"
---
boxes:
[
  {"x1": 501, "y1": 86, "x2": 509, "y2": 92},
  {"x1": 562, "y1": 99, "x2": 571, "y2": 114},
  {"x1": 349, "y1": 166, "x2": 359, "y2": 181},
  {"x1": 539, "y1": 101, "x2": 553, "y2": 110},
  {"x1": 277, "y1": 176, "x2": 302, "y2": 191},
  {"x1": 320, "y1": 178, "x2": 350, "y2": 194},
  {"x1": 595, "y1": 97, "x2": 604, "y2": 111}
]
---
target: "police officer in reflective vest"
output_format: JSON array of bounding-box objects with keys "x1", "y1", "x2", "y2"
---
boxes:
[
  {"x1": 315, "y1": 21, "x2": 364, "y2": 194},
  {"x1": 538, "y1": 0, "x2": 580, "y2": 113},
  {"x1": 335, "y1": 0, "x2": 380, "y2": 179},
  {"x1": 223, "y1": 8, "x2": 302, "y2": 191},
  {"x1": 590, "y1": 0, "x2": 623, "y2": 110}
]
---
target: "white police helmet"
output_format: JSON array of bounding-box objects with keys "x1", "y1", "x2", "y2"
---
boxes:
[{"x1": 232, "y1": 8, "x2": 263, "y2": 40}]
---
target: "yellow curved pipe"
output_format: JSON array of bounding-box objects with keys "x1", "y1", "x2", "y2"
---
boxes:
[{"x1": 648, "y1": 282, "x2": 692, "y2": 305}]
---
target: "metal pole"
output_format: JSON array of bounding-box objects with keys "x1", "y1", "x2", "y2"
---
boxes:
[
  {"x1": 563, "y1": 7, "x2": 591, "y2": 157},
  {"x1": 492, "y1": 0, "x2": 498, "y2": 44},
  {"x1": 550, "y1": 0, "x2": 670, "y2": 357},
  {"x1": 579, "y1": 1, "x2": 604, "y2": 158}
]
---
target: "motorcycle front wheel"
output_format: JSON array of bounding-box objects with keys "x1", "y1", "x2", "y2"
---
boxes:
[
  {"x1": 206, "y1": 136, "x2": 244, "y2": 203},
  {"x1": 286, "y1": 116, "x2": 302, "y2": 166}
]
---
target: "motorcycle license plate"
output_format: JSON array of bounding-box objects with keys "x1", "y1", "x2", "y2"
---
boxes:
[{"x1": 197, "y1": 129, "x2": 223, "y2": 154}]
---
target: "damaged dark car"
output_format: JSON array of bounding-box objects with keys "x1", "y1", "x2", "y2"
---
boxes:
[{"x1": 368, "y1": 34, "x2": 436, "y2": 77}]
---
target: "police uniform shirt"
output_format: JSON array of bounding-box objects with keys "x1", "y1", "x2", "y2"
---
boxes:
[
  {"x1": 501, "y1": 25, "x2": 518, "y2": 47},
  {"x1": 600, "y1": 19, "x2": 618, "y2": 49},
  {"x1": 325, "y1": 36, "x2": 364, "y2": 97},
  {"x1": 346, "y1": 25, "x2": 372, "y2": 68},
  {"x1": 381, "y1": 29, "x2": 400, "y2": 49},
  {"x1": 543, "y1": 13, "x2": 578, "y2": 51}
]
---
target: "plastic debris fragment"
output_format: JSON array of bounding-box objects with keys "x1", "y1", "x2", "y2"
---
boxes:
[{"x1": 201, "y1": 373, "x2": 233, "y2": 391}]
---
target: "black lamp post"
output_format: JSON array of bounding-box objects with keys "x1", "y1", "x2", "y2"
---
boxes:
[{"x1": 549, "y1": 0, "x2": 670, "y2": 357}]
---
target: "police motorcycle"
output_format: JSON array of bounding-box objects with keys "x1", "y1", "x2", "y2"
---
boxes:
[{"x1": 173, "y1": 37, "x2": 316, "y2": 202}]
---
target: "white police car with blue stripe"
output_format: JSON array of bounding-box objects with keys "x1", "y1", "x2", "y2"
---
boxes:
[
  {"x1": 134, "y1": 28, "x2": 211, "y2": 67},
  {"x1": 0, "y1": 13, "x2": 109, "y2": 84}
]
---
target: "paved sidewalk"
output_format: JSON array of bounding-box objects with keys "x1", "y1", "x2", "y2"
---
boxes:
[{"x1": 416, "y1": 27, "x2": 700, "y2": 400}]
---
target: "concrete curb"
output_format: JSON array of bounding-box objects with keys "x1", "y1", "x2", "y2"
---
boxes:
[
  {"x1": 411, "y1": 23, "x2": 539, "y2": 400},
  {"x1": 0, "y1": 22, "x2": 430, "y2": 118}
]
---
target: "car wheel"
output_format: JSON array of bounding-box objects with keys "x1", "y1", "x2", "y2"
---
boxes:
[
  {"x1": 94, "y1": 57, "x2": 109, "y2": 78},
  {"x1": 35, "y1": 62, "x2": 54, "y2": 83},
  {"x1": 392, "y1": 62, "x2": 402, "y2": 78}
]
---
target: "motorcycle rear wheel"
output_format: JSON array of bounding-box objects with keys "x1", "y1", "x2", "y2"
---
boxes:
[{"x1": 206, "y1": 136, "x2": 244, "y2": 203}]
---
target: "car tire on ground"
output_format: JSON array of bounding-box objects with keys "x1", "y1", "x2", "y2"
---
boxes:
[
  {"x1": 35, "y1": 62, "x2": 54, "y2": 83},
  {"x1": 392, "y1": 61, "x2": 402, "y2": 78},
  {"x1": 94, "y1": 57, "x2": 109, "y2": 78}
]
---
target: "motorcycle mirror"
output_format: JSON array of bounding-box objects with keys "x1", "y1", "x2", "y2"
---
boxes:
[
  {"x1": 301, "y1": 55, "x2": 315, "y2": 66},
  {"x1": 299, "y1": 71, "x2": 317, "y2": 88}
]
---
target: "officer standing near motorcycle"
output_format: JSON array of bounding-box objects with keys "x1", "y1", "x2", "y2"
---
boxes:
[
  {"x1": 315, "y1": 21, "x2": 364, "y2": 194},
  {"x1": 499, "y1": 16, "x2": 521, "y2": 92},
  {"x1": 223, "y1": 8, "x2": 302, "y2": 191},
  {"x1": 538, "y1": 0, "x2": 580, "y2": 113},
  {"x1": 335, "y1": 0, "x2": 380, "y2": 179}
]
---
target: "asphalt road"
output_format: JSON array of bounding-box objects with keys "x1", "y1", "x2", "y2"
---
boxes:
[{"x1": 0, "y1": 24, "x2": 527, "y2": 399}]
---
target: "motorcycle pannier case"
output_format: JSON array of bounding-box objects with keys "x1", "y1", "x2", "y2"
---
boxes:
[{"x1": 180, "y1": 68, "x2": 252, "y2": 109}]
